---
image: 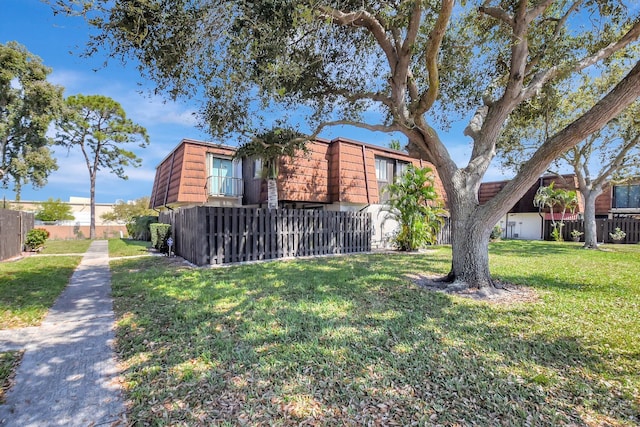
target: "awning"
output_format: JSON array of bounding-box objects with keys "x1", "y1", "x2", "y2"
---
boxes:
[{"x1": 544, "y1": 213, "x2": 579, "y2": 221}]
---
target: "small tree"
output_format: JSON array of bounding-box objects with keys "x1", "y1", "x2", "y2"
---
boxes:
[
  {"x1": 35, "y1": 197, "x2": 74, "y2": 222},
  {"x1": 101, "y1": 196, "x2": 157, "y2": 240},
  {"x1": 234, "y1": 126, "x2": 307, "y2": 209},
  {"x1": 533, "y1": 183, "x2": 578, "y2": 241},
  {"x1": 56, "y1": 94, "x2": 149, "y2": 239},
  {"x1": 384, "y1": 166, "x2": 447, "y2": 251},
  {"x1": 388, "y1": 139, "x2": 402, "y2": 151},
  {"x1": 101, "y1": 197, "x2": 155, "y2": 223}
]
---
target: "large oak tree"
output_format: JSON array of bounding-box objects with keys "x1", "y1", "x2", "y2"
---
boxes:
[{"x1": 56, "y1": 0, "x2": 640, "y2": 288}]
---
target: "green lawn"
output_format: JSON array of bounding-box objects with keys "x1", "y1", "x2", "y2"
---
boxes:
[
  {"x1": 39, "y1": 239, "x2": 91, "y2": 254},
  {"x1": 110, "y1": 241, "x2": 639, "y2": 426},
  {"x1": 0, "y1": 256, "x2": 81, "y2": 329},
  {"x1": 108, "y1": 239, "x2": 151, "y2": 258}
]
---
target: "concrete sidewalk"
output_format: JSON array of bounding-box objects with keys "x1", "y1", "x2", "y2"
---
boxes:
[{"x1": 0, "y1": 240, "x2": 126, "y2": 426}]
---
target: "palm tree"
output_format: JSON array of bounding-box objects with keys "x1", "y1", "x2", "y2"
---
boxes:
[
  {"x1": 234, "y1": 127, "x2": 307, "y2": 209},
  {"x1": 533, "y1": 182, "x2": 578, "y2": 241},
  {"x1": 383, "y1": 166, "x2": 448, "y2": 251}
]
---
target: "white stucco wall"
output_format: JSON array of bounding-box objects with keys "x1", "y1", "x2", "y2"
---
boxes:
[
  {"x1": 325, "y1": 202, "x2": 399, "y2": 248},
  {"x1": 496, "y1": 212, "x2": 542, "y2": 240}
]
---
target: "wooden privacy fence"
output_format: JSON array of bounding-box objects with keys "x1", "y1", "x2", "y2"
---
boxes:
[
  {"x1": 160, "y1": 207, "x2": 372, "y2": 266},
  {"x1": 544, "y1": 218, "x2": 640, "y2": 243},
  {"x1": 436, "y1": 217, "x2": 451, "y2": 245},
  {"x1": 0, "y1": 209, "x2": 34, "y2": 261}
]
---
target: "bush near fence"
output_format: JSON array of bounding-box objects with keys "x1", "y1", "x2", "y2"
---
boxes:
[
  {"x1": 0, "y1": 209, "x2": 34, "y2": 261},
  {"x1": 160, "y1": 207, "x2": 372, "y2": 266},
  {"x1": 544, "y1": 218, "x2": 640, "y2": 243}
]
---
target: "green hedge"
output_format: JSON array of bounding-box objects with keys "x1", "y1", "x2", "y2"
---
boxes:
[{"x1": 150, "y1": 223, "x2": 172, "y2": 253}]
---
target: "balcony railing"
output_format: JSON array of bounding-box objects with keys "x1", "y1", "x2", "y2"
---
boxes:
[{"x1": 207, "y1": 175, "x2": 244, "y2": 197}]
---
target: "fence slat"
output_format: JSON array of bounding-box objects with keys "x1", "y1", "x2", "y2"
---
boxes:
[
  {"x1": 161, "y1": 207, "x2": 373, "y2": 266},
  {"x1": 543, "y1": 219, "x2": 640, "y2": 243},
  {"x1": 0, "y1": 210, "x2": 34, "y2": 261}
]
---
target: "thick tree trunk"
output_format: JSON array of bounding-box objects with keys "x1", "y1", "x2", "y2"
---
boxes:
[
  {"x1": 438, "y1": 174, "x2": 496, "y2": 289},
  {"x1": 448, "y1": 204, "x2": 494, "y2": 289},
  {"x1": 581, "y1": 189, "x2": 601, "y2": 249},
  {"x1": 406, "y1": 61, "x2": 640, "y2": 290},
  {"x1": 90, "y1": 176, "x2": 96, "y2": 240}
]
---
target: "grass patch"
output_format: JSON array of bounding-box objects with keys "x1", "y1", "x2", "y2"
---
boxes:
[
  {"x1": 110, "y1": 241, "x2": 640, "y2": 426},
  {"x1": 108, "y1": 239, "x2": 151, "y2": 258},
  {"x1": 0, "y1": 256, "x2": 81, "y2": 328},
  {"x1": 0, "y1": 351, "x2": 22, "y2": 403},
  {"x1": 39, "y1": 239, "x2": 91, "y2": 254}
]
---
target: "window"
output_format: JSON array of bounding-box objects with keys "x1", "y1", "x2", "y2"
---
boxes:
[
  {"x1": 375, "y1": 158, "x2": 389, "y2": 182},
  {"x1": 395, "y1": 161, "x2": 408, "y2": 178},
  {"x1": 207, "y1": 154, "x2": 242, "y2": 197},
  {"x1": 613, "y1": 184, "x2": 640, "y2": 209},
  {"x1": 375, "y1": 156, "x2": 410, "y2": 202},
  {"x1": 253, "y1": 158, "x2": 263, "y2": 179}
]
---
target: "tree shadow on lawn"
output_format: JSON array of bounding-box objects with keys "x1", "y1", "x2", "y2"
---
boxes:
[
  {"x1": 111, "y1": 256, "x2": 638, "y2": 426},
  {"x1": 0, "y1": 260, "x2": 79, "y2": 328}
]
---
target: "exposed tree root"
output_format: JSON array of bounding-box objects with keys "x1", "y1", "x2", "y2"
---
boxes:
[
  {"x1": 581, "y1": 243, "x2": 601, "y2": 250},
  {"x1": 405, "y1": 274, "x2": 539, "y2": 305}
]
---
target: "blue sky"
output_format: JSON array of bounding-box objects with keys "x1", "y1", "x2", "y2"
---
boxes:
[{"x1": 1, "y1": 0, "x2": 497, "y2": 204}]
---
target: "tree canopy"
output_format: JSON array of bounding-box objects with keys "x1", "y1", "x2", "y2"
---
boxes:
[
  {"x1": 55, "y1": 0, "x2": 640, "y2": 288},
  {"x1": 0, "y1": 42, "x2": 63, "y2": 199},
  {"x1": 101, "y1": 196, "x2": 155, "y2": 223},
  {"x1": 35, "y1": 197, "x2": 75, "y2": 222}
]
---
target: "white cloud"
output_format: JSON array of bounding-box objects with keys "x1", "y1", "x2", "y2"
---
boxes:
[
  {"x1": 49, "y1": 69, "x2": 90, "y2": 93},
  {"x1": 123, "y1": 95, "x2": 200, "y2": 127}
]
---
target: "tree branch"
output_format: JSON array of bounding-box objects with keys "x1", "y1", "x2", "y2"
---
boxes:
[
  {"x1": 524, "y1": 20, "x2": 640, "y2": 99},
  {"x1": 525, "y1": 0, "x2": 581, "y2": 75},
  {"x1": 594, "y1": 134, "x2": 640, "y2": 187},
  {"x1": 312, "y1": 119, "x2": 402, "y2": 136},
  {"x1": 412, "y1": 0, "x2": 454, "y2": 115},
  {"x1": 317, "y1": 6, "x2": 397, "y2": 75},
  {"x1": 478, "y1": 5, "x2": 514, "y2": 28},
  {"x1": 484, "y1": 60, "x2": 640, "y2": 223}
]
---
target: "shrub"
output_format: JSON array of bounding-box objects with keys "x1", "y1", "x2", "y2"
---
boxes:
[
  {"x1": 490, "y1": 225, "x2": 503, "y2": 241},
  {"x1": 383, "y1": 165, "x2": 447, "y2": 251},
  {"x1": 609, "y1": 227, "x2": 626, "y2": 242},
  {"x1": 150, "y1": 223, "x2": 172, "y2": 253},
  {"x1": 25, "y1": 228, "x2": 49, "y2": 251}
]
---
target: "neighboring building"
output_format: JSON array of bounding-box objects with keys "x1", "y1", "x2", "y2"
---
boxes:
[
  {"x1": 7, "y1": 197, "x2": 127, "y2": 239},
  {"x1": 610, "y1": 182, "x2": 640, "y2": 217},
  {"x1": 9, "y1": 197, "x2": 119, "y2": 226},
  {"x1": 479, "y1": 175, "x2": 639, "y2": 240},
  {"x1": 149, "y1": 137, "x2": 447, "y2": 247}
]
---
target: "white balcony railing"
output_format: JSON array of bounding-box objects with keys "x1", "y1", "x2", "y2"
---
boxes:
[{"x1": 207, "y1": 175, "x2": 244, "y2": 197}]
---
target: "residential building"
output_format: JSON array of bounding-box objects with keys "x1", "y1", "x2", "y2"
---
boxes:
[
  {"x1": 479, "y1": 175, "x2": 639, "y2": 240},
  {"x1": 149, "y1": 137, "x2": 446, "y2": 247}
]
